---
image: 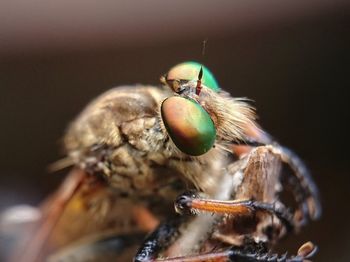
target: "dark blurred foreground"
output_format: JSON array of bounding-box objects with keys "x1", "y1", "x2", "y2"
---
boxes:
[{"x1": 0, "y1": 1, "x2": 349, "y2": 261}]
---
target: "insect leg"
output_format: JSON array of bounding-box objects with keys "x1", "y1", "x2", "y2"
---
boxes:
[
  {"x1": 143, "y1": 241, "x2": 317, "y2": 262},
  {"x1": 175, "y1": 191, "x2": 294, "y2": 231},
  {"x1": 133, "y1": 216, "x2": 187, "y2": 262},
  {"x1": 268, "y1": 145, "x2": 322, "y2": 224},
  {"x1": 227, "y1": 241, "x2": 317, "y2": 262},
  {"x1": 232, "y1": 130, "x2": 321, "y2": 226}
]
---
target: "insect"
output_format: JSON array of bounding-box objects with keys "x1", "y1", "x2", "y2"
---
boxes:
[{"x1": 3, "y1": 62, "x2": 321, "y2": 262}]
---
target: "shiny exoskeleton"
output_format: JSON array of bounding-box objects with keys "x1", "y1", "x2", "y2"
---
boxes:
[{"x1": 5, "y1": 62, "x2": 321, "y2": 262}]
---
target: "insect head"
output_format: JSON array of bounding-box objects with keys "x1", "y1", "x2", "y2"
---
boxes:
[{"x1": 160, "y1": 62, "x2": 219, "y2": 156}]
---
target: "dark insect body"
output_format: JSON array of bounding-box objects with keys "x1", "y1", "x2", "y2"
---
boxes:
[{"x1": 2, "y1": 62, "x2": 321, "y2": 262}]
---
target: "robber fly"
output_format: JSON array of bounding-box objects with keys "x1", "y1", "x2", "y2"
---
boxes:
[{"x1": 2, "y1": 62, "x2": 321, "y2": 262}]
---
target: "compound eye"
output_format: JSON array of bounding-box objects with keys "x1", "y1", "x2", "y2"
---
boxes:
[
  {"x1": 166, "y1": 61, "x2": 220, "y2": 92},
  {"x1": 161, "y1": 96, "x2": 216, "y2": 156}
]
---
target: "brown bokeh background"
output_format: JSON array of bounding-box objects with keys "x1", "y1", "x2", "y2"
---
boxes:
[{"x1": 0, "y1": 1, "x2": 349, "y2": 261}]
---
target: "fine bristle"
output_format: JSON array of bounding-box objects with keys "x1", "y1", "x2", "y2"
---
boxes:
[{"x1": 199, "y1": 88, "x2": 259, "y2": 144}]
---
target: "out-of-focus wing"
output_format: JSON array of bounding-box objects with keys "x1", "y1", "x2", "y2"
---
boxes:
[{"x1": 2, "y1": 169, "x2": 146, "y2": 262}]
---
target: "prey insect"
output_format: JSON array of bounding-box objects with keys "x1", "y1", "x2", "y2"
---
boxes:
[{"x1": 3, "y1": 62, "x2": 321, "y2": 262}]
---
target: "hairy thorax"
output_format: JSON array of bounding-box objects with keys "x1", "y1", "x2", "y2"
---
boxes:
[{"x1": 64, "y1": 85, "x2": 229, "y2": 205}]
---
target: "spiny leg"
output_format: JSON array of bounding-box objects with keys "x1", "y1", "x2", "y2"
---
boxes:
[
  {"x1": 134, "y1": 216, "x2": 187, "y2": 262},
  {"x1": 268, "y1": 145, "x2": 322, "y2": 225},
  {"x1": 232, "y1": 137, "x2": 321, "y2": 225},
  {"x1": 142, "y1": 241, "x2": 317, "y2": 262},
  {"x1": 134, "y1": 146, "x2": 318, "y2": 262},
  {"x1": 175, "y1": 191, "x2": 295, "y2": 232},
  {"x1": 227, "y1": 241, "x2": 317, "y2": 262},
  {"x1": 233, "y1": 143, "x2": 321, "y2": 226}
]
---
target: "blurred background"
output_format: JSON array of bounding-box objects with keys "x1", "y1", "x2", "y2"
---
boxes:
[{"x1": 0, "y1": 0, "x2": 349, "y2": 261}]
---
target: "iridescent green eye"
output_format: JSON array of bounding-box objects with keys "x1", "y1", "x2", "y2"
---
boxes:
[
  {"x1": 161, "y1": 96, "x2": 216, "y2": 156},
  {"x1": 166, "y1": 61, "x2": 220, "y2": 92}
]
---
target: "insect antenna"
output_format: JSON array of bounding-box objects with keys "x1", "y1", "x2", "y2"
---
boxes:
[
  {"x1": 196, "y1": 39, "x2": 207, "y2": 95},
  {"x1": 196, "y1": 66, "x2": 203, "y2": 95}
]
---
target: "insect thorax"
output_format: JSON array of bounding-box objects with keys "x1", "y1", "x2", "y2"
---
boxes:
[{"x1": 63, "y1": 85, "x2": 231, "y2": 204}]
